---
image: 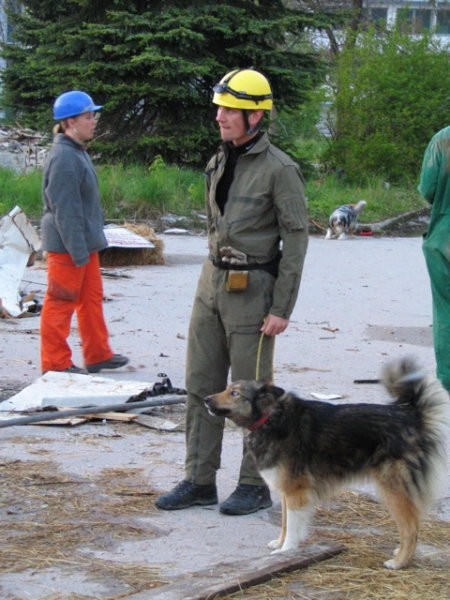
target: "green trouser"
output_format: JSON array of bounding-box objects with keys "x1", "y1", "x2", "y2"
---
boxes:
[
  {"x1": 185, "y1": 260, "x2": 275, "y2": 486},
  {"x1": 423, "y1": 216, "x2": 450, "y2": 391}
]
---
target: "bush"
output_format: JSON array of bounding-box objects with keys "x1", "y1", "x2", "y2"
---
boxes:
[{"x1": 326, "y1": 26, "x2": 450, "y2": 183}]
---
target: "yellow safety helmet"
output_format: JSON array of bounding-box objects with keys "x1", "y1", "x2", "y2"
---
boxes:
[{"x1": 212, "y1": 68, "x2": 273, "y2": 110}]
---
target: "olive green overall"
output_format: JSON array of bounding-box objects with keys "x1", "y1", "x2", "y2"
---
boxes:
[
  {"x1": 183, "y1": 132, "x2": 308, "y2": 487},
  {"x1": 185, "y1": 260, "x2": 275, "y2": 486}
]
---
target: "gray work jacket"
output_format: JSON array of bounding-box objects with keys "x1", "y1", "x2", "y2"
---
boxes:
[
  {"x1": 205, "y1": 132, "x2": 308, "y2": 319},
  {"x1": 41, "y1": 134, "x2": 107, "y2": 266}
]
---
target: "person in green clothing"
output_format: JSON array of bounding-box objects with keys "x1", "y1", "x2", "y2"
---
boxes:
[
  {"x1": 156, "y1": 68, "x2": 309, "y2": 515},
  {"x1": 418, "y1": 125, "x2": 450, "y2": 392}
]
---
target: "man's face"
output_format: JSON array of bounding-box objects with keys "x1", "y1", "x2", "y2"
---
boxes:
[
  {"x1": 216, "y1": 106, "x2": 259, "y2": 147},
  {"x1": 215, "y1": 106, "x2": 264, "y2": 146}
]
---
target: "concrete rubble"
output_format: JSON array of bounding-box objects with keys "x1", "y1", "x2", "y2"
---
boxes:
[{"x1": 0, "y1": 124, "x2": 49, "y2": 171}]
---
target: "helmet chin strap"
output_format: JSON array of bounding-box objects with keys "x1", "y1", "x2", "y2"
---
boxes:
[{"x1": 243, "y1": 110, "x2": 262, "y2": 136}]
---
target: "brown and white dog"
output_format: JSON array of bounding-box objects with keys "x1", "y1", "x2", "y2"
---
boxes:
[
  {"x1": 325, "y1": 200, "x2": 367, "y2": 240},
  {"x1": 205, "y1": 358, "x2": 449, "y2": 569}
]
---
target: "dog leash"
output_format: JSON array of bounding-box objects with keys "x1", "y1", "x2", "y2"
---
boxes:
[{"x1": 255, "y1": 330, "x2": 266, "y2": 381}]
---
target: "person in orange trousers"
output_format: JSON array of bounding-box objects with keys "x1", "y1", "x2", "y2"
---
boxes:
[{"x1": 40, "y1": 90, "x2": 129, "y2": 375}]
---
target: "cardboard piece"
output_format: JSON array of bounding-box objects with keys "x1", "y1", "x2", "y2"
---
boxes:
[{"x1": 103, "y1": 224, "x2": 155, "y2": 249}]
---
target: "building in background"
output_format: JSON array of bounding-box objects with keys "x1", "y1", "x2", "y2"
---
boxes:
[
  {"x1": 291, "y1": 1, "x2": 450, "y2": 47},
  {"x1": 0, "y1": 1, "x2": 22, "y2": 66},
  {"x1": 367, "y1": 1, "x2": 450, "y2": 37},
  {"x1": 0, "y1": 1, "x2": 23, "y2": 118}
]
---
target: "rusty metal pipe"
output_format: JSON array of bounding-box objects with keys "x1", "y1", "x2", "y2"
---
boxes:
[{"x1": 0, "y1": 395, "x2": 186, "y2": 428}]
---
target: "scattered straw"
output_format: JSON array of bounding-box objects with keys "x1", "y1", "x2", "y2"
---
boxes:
[
  {"x1": 1, "y1": 455, "x2": 448, "y2": 599},
  {"x1": 225, "y1": 491, "x2": 450, "y2": 600},
  {"x1": 0, "y1": 459, "x2": 167, "y2": 594}
]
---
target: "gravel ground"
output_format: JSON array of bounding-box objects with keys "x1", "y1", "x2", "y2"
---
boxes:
[{"x1": 0, "y1": 232, "x2": 448, "y2": 600}]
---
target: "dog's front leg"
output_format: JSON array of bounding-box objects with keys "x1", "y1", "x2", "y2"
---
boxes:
[
  {"x1": 271, "y1": 499, "x2": 313, "y2": 553},
  {"x1": 268, "y1": 495, "x2": 286, "y2": 550}
]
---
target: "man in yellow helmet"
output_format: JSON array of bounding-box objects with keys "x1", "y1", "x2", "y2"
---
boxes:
[{"x1": 156, "y1": 68, "x2": 309, "y2": 515}]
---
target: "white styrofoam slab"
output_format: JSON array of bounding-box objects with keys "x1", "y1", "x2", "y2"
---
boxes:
[{"x1": 0, "y1": 371, "x2": 155, "y2": 414}]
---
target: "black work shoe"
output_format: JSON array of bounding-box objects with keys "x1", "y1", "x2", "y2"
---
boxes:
[
  {"x1": 155, "y1": 480, "x2": 218, "y2": 510},
  {"x1": 86, "y1": 354, "x2": 129, "y2": 373},
  {"x1": 43, "y1": 365, "x2": 88, "y2": 375},
  {"x1": 219, "y1": 484, "x2": 272, "y2": 515}
]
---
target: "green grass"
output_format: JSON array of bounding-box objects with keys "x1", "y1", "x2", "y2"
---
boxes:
[
  {"x1": 0, "y1": 164, "x2": 427, "y2": 229},
  {"x1": 0, "y1": 168, "x2": 42, "y2": 217},
  {"x1": 97, "y1": 161, "x2": 205, "y2": 220}
]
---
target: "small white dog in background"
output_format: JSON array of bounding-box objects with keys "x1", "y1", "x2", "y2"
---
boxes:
[{"x1": 325, "y1": 200, "x2": 367, "y2": 240}]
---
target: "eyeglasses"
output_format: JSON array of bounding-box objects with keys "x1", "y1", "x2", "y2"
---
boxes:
[
  {"x1": 77, "y1": 112, "x2": 101, "y2": 122},
  {"x1": 213, "y1": 83, "x2": 272, "y2": 103}
]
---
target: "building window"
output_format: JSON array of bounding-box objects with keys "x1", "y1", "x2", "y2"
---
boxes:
[
  {"x1": 369, "y1": 8, "x2": 388, "y2": 28},
  {"x1": 436, "y1": 10, "x2": 450, "y2": 34},
  {"x1": 397, "y1": 8, "x2": 432, "y2": 34}
]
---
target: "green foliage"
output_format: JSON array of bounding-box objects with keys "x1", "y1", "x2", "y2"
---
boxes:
[
  {"x1": 273, "y1": 85, "x2": 330, "y2": 177},
  {"x1": 1, "y1": 0, "x2": 329, "y2": 167},
  {"x1": 326, "y1": 25, "x2": 450, "y2": 183}
]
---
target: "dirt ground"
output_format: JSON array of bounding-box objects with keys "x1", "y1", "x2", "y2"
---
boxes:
[{"x1": 0, "y1": 232, "x2": 449, "y2": 600}]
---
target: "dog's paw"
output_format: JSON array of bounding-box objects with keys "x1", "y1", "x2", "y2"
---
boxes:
[
  {"x1": 268, "y1": 539, "x2": 282, "y2": 550},
  {"x1": 384, "y1": 558, "x2": 402, "y2": 570},
  {"x1": 337, "y1": 233, "x2": 348, "y2": 240}
]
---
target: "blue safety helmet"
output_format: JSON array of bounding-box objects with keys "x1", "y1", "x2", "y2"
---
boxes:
[{"x1": 52, "y1": 90, "x2": 103, "y2": 120}]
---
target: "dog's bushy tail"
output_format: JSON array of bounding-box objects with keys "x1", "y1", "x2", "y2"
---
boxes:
[
  {"x1": 381, "y1": 356, "x2": 449, "y2": 511},
  {"x1": 354, "y1": 200, "x2": 367, "y2": 214}
]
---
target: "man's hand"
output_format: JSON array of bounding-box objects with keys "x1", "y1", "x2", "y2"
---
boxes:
[{"x1": 260, "y1": 314, "x2": 289, "y2": 337}]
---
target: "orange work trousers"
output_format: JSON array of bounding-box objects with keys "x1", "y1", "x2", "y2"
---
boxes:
[{"x1": 40, "y1": 251, "x2": 113, "y2": 372}]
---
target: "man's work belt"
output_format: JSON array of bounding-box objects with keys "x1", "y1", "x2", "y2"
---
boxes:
[{"x1": 212, "y1": 253, "x2": 281, "y2": 278}]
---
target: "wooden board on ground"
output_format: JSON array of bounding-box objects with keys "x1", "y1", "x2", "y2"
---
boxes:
[
  {"x1": 127, "y1": 543, "x2": 344, "y2": 600},
  {"x1": 35, "y1": 416, "x2": 89, "y2": 426},
  {"x1": 33, "y1": 410, "x2": 138, "y2": 426}
]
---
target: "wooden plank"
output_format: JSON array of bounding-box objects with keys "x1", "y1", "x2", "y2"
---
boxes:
[
  {"x1": 127, "y1": 543, "x2": 344, "y2": 600},
  {"x1": 33, "y1": 417, "x2": 89, "y2": 426},
  {"x1": 32, "y1": 411, "x2": 137, "y2": 426}
]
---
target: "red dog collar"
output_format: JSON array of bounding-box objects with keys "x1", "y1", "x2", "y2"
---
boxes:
[{"x1": 249, "y1": 414, "x2": 269, "y2": 431}]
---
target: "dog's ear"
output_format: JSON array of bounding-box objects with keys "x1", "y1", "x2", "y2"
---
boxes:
[{"x1": 257, "y1": 382, "x2": 285, "y2": 399}]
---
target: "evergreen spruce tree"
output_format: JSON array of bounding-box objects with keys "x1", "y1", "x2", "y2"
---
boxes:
[{"x1": 1, "y1": 0, "x2": 327, "y2": 166}]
